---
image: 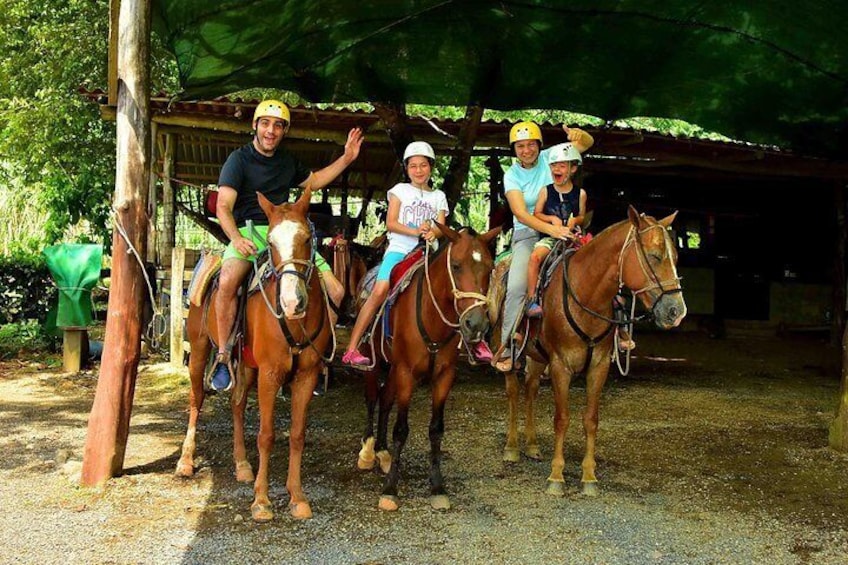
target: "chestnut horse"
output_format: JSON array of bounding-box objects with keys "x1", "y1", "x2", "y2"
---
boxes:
[
  {"x1": 357, "y1": 223, "x2": 501, "y2": 511},
  {"x1": 175, "y1": 189, "x2": 332, "y2": 522},
  {"x1": 493, "y1": 206, "x2": 687, "y2": 496}
]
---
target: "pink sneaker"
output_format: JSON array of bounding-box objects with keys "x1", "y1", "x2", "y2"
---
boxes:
[
  {"x1": 342, "y1": 349, "x2": 371, "y2": 368},
  {"x1": 471, "y1": 341, "x2": 493, "y2": 363}
]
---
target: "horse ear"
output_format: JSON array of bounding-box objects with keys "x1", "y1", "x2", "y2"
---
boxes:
[
  {"x1": 434, "y1": 220, "x2": 460, "y2": 242},
  {"x1": 479, "y1": 225, "x2": 502, "y2": 245},
  {"x1": 627, "y1": 205, "x2": 640, "y2": 227},
  {"x1": 257, "y1": 192, "x2": 275, "y2": 219},
  {"x1": 293, "y1": 181, "x2": 313, "y2": 216},
  {"x1": 582, "y1": 210, "x2": 594, "y2": 230},
  {"x1": 658, "y1": 210, "x2": 678, "y2": 228}
]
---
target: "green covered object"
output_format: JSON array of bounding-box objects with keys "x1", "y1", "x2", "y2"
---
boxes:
[
  {"x1": 152, "y1": 0, "x2": 848, "y2": 156},
  {"x1": 43, "y1": 244, "x2": 103, "y2": 329}
]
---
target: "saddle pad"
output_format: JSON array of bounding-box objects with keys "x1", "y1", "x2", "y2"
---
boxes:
[
  {"x1": 390, "y1": 247, "x2": 424, "y2": 288},
  {"x1": 188, "y1": 250, "x2": 222, "y2": 307}
]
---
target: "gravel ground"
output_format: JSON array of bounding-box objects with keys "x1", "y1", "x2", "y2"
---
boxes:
[{"x1": 1, "y1": 332, "x2": 847, "y2": 564}]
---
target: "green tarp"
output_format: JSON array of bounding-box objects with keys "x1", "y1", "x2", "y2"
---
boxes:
[
  {"x1": 152, "y1": 1, "x2": 848, "y2": 156},
  {"x1": 43, "y1": 244, "x2": 102, "y2": 329}
]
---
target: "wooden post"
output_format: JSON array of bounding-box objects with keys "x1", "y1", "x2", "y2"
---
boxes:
[
  {"x1": 829, "y1": 323, "x2": 848, "y2": 451},
  {"x1": 442, "y1": 104, "x2": 484, "y2": 205},
  {"x1": 161, "y1": 133, "x2": 176, "y2": 268},
  {"x1": 107, "y1": 0, "x2": 119, "y2": 106},
  {"x1": 170, "y1": 247, "x2": 186, "y2": 367},
  {"x1": 830, "y1": 182, "x2": 848, "y2": 451},
  {"x1": 81, "y1": 0, "x2": 151, "y2": 486},
  {"x1": 146, "y1": 121, "x2": 159, "y2": 263},
  {"x1": 63, "y1": 329, "x2": 86, "y2": 373}
]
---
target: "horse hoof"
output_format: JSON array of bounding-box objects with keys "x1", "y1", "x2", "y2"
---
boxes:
[
  {"x1": 378, "y1": 495, "x2": 399, "y2": 512},
  {"x1": 289, "y1": 501, "x2": 313, "y2": 520},
  {"x1": 546, "y1": 480, "x2": 566, "y2": 497},
  {"x1": 376, "y1": 450, "x2": 392, "y2": 474},
  {"x1": 524, "y1": 446, "x2": 542, "y2": 460},
  {"x1": 503, "y1": 448, "x2": 520, "y2": 463},
  {"x1": 251, "y1": 502, "x2": 274, "y2": 523},
  {"x1": 234, "y1": 460, "x2": 254, "y2": 483},
  {"x1": 582, "y1": 481, "x2": 599, "y2": 497},
  {"x1": 357, "y1": 438, "x2": 376, "y2": 470},
  {"x1": 430, "y1": 495, "x2": 451, "y2": 510},
  {"x1": 174, "y1": 459, "x2": 194, "y2": 477}
]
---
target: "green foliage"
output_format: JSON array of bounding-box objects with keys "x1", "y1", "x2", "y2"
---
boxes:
[
  {"x1": 0, "y1": 320, "x2": 59, "y2": 360},
  {"x1": 0, "y1": 250, "x2": 57, "y2": 324}
]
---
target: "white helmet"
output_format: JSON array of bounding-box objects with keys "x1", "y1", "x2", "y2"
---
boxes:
[
  {"x1": 548, "y1": 142, "x2": 582, "y2": 165},
  {"x1": 403, "y1": 141, "x2": 436, "y2": 162}
]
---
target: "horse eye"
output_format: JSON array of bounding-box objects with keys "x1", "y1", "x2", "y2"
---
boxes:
[{"x1": 451, "y1": 262, "x2": 462, "y2": 272}]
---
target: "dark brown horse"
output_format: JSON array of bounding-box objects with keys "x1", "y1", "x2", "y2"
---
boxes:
[
  {"x1": 493, "y1": 206, "x2": 686, "y2": 496},
  {"x1": 175, "y1": 189, "x2": 332, "y2": 522},
  {"x1": 357, "y1": 223, "x2": 501, "y2": 511}
]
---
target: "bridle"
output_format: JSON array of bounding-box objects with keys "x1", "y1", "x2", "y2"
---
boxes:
[{"x1": 422, "y1": 238, "x2": 489, "y2": 331}]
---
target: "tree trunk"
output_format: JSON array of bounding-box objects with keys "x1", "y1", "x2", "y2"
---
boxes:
[
  {"x1": 441, "y1": 104, "x2": 484, "y2": 205},
  {"x1": 373, "y1": 102, "x2": 413, "y2": 162},
  {"x1": 81, "y1": 0, "x2": 151, "y2": 486}
]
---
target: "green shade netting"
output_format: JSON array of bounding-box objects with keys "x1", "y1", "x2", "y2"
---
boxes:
[
  {"x1": 152, "y1": 1, "x2": 848, "y2": 156},
  {"x1": 43, "y1": 244, "x2": 103, "y2": 329}
]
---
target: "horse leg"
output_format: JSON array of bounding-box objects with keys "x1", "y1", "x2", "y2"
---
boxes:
[
  {"x1": 285, "y1": 367, "x2": 318, "y2": 519},
  {"x1": 250, "y1": 368, "x2": 279, "y2": 523},
  {"x1": 232, "y1": 366, "x2": 256, "y2": 483},
  {"x1": 375, "y1": 373, "x2": 396, "y2": 475},
  {"x1": 428, "y1": 366, "x2": 456, "y2": 510},
  {"x1": 523, "y1": 358, "x2": 545, "y2": 460},
  {"x1": 357, "y1": 368, "x2": 380, "y2": 470},
  {"x1": 175, "y1": 331, "x2": 210, "y2": 477},
  {"x1": 546, "y1": 356, "x2": 572, "y2": 497},
  {"x1": 581, "y1": 356, "x2": 611, "y2": 497},
  {"x1": 503, "y1": 369, "x2": 521, "y2": 462},
  {"x1": 378, "y1": 367, "x2": 413, "y2": 511}
]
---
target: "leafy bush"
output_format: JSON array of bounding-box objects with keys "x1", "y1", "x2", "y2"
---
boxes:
[
  {"x1": 0, "y1": 251, "x2": 57, "y2": 324},
  {"x1": 0, "y1": 320, "x2": 59, "y2": 360}
]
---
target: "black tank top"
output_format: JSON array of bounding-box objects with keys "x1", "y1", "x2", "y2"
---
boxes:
[{"x1": 541, "y1": 183, "x2": 580, "y2": 225}]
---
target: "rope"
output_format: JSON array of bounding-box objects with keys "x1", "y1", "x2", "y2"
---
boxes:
[{"x1": 111, "y1": 209, "x2": 167, "y2": 352}]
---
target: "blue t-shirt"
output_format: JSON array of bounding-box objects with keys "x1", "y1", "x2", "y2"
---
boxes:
[{"x1": 503, "y1": 147, "x2": 552, "y2": 232}]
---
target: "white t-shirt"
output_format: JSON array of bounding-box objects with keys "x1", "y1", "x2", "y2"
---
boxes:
[{"x1": 385, "y1": 182, "x2": 450, "y2": 255}]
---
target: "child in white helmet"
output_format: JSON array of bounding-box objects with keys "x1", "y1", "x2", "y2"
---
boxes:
[
  {"x1": 525, "y1": 142, "x2": 587, "y2": 318},
  {"x1": 342, "y1": 141, "x2": 449, "y2": 368}
]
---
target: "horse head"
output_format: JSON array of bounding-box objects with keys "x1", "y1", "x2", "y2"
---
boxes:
[
  {"x1": 432, "y1": 222, "x2": 502, "y2": 345},
  {"x1": 258, "y1": 189, "x2": 314, "y2": 320},
  {"x1": 620, "y1": 206, "x2": 687, "y2": 329}
]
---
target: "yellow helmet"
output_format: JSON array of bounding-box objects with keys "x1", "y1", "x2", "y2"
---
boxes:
[
  {"x1": 509, "y1": 121, "x2": 543, "y2": 146},
  {"x1": 253, "y1": 100, "x2": 291, "y2": 128}
]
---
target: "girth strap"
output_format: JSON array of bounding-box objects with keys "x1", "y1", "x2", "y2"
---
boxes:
[{"x1": 562, "y1": 254, "x2": 614, "y2": 376}]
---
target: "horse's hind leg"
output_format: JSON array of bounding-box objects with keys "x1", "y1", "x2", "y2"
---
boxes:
[
  {"x1": 581, "y1": 356, "x2": 611, "y2": 497},
  {"x1": 546, "y1": 356, "x2": 573, "y2": 497},
  {"x1": 523, "y1": 358, "x2": 545, "y2": 460},
  {"x1": 428, "y1": 367, "x2": 456, "y2": 510},
  {"x1": 176, "y1": 312, "x2": 210, "y2": 477},
  {"x1": 232, "y1": 366, "x2": 256, "y2": 482},
  {"x1": 357, "y1": 368, "x2": 380, "y2": 470},
  {"x1": 378, "y1": 367, "x2": 412, "y2": 511}
]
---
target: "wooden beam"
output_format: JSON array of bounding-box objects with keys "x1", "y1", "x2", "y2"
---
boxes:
[{"x1": 82, "y1": 0, "x2": 151, "y2": 487}]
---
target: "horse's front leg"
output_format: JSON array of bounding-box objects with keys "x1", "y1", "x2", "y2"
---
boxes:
[
  {"x1": 503, "y1": 369, "x2": 521, "y2": 462},
  {"x1": 523, "y1": 358, "x2": 545, "y2": 460},
  {"x1": 428, "y1": 362, "x2": 456, "y2": 510},
  {"x1": 250, "y1": 366, "x2": 280, "y2": 522},
  {"x1": 284, "y1": 364, "x2": 319, "y2": 520},
  {"x1": 357, "y1": 367, "x2": 381, "y2": 470},
  {"x1": 374, "y1": 369, "x2": 396, "y2": 475},
  {"x1": 232, "y1": 366, "x2": 256, "y2": 483},
  {"x1": 378, "y1": 365, "x2": 413, "y2": 511},
  {"x1": 581, "y1": 354, "x2": 611, "y2": 497},
  {"x1": 546, "y1": 355, "x2": 572, "y2": 497},
  {"x1": 175, "y1": 334, "x2": 210, "y2": 477}
]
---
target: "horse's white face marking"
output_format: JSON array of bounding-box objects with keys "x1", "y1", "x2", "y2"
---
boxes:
[
  {"x1": 472, "y1": 250, "x2": 482, "y2": 263},
  {"x1": 269, "y1": 220, "x2": 308, "y2": 318}
]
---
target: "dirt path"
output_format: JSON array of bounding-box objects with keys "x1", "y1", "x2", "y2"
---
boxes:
[{"x1": 1, "y1": 332, "x2": 847, "y2": 564}]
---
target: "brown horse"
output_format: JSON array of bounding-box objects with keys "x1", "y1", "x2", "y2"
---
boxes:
[
  {"x1": 175, "y1": 189, "x2": 332, "y2": 522},
  {"x1": 493, "y1": 206, "x2": 686, "y2": 496},
  {"x1": 357, "y1": 223, "x2": 501, "y2": 511}
]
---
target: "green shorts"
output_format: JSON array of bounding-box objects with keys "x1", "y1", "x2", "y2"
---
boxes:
[
  {"x1": 223, "y1": 225, "x2": 330, "y2": 273},
  {"x1": 533, "y1": 236, "x2": 558, "y2": 252}
]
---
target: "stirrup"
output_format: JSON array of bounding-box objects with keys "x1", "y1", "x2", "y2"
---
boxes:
[{"x1": 205, "y1": 351, "x2": 234, "y2": 392}]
